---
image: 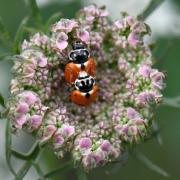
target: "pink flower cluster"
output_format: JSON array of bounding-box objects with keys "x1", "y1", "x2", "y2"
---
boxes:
[
  {"x1": 113, "y1": 16, "x2": 150, "y2": 48},
  {"x1": 38, "y1": 108, "x2": 75, "y2": 153},
  {"x1": 9, "y1": 91, "x2": 48, "y2": 133},
  {"x1": 51, "y1": 18, "x2": 90, "y2": 51},
  {"x1": 112, "y1": 107, "x2": 147, "y2": 144},
  {"x1": 7, "y1": 5, "x2": 165, "y2": 170},
  {"x1": 73, "y1": 127, "x2": 121, "y2": 169}
]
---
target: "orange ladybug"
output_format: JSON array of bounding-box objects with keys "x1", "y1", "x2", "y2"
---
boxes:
[
  {"x1": 71, "y1": 72, "x2": 98, "y2": 106},
  {"x1": 64, "y1": 41, "x2": 96, "y2": 83}
]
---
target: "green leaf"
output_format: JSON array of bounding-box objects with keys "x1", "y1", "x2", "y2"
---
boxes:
[
  {"x1": 23, "y1": 26, "x2": 38, "y2": 34},
  {"x1": 12, "y1": 16, "x2": 29, "y2": 54},
  {"x1": 5, "y1": 118, "x2": 16, "y2": 176},
  {"x1": 77, "y1": 166, "x2": 88, "y2": 180},
  {"x1": 163, "y1": 96, "x2": 180, "y2": 109},
  {"x1": 45, "y1": 12, "x2": 62, "y2": 32},
  {"x1": 0, "y1": 93, "x2": 5, "y2": 107},
  {"x1": 0, "y1": 17, "x2": 11, "y2": 48},
  {"x1": 134, "y1": 151, "x2": 169, "y2": 177},
  {"x1": 44, "y1": 161, "x2": 74, "y2": 178},
  {"x1": 28, "y1": 0, "x2": 43, "y2": 29},
  {"x1": 138, "y1": 0, "x2": 165, "y2": 20}
]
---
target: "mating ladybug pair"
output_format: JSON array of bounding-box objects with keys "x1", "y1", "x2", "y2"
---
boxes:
[{"x1": 64, "y1": 42, "x2": 98, "y2": 106}]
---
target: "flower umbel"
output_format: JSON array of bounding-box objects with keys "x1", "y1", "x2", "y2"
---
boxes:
[{"x1": 7, "y1": 5, "x2": 165, "y2": 170}]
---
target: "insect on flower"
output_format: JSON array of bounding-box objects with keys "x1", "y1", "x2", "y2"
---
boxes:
[
  {"x1": 64, "y1": 41, "x2": 96, "y2": 83},
  {"x1": 71, "y1": 72, "x2": 98, "y2": 106}
]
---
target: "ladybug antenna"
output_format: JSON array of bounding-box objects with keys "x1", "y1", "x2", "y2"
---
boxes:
[{"x1": 72, "y1": 41, "x2": 85, "y2": 50}]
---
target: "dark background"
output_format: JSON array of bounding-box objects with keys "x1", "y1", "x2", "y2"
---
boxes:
[{"x1": 0, "y1": 0, "x2": 180, "y2": 179}]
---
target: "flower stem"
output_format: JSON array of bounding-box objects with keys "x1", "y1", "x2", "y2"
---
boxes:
[
  {"x1": 5, "y1": 118, "x2": 16, "y2": 176},
  {"x1": 11, "y1": 141, "x2": 39, "y2": 160},
  {"x1": 15, "y1": 141, "x2": 40, "y2": 179},
  {"x1": 15, "y1": 161, "x2": 32, "y2": 180},
  {"x1": 77, "y1": 166, "x2": 88, "y2": 180},
  {"x1": 32, "y1": 162, "x2": 44, "y2": 178},
  {"x1": 138, "y1": 0, "x2": 165, "y2": 20}
]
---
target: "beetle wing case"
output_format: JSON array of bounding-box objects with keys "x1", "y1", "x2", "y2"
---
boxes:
[
  {"x1": 71, "y1": 85, "x2": 98, "y2": 106},
  {"x1": 86, "y1": 57, "x2": 96, "y2": 77},
  {"x1": 64, "y1": 63, "x2": 80, "y2": 83}
]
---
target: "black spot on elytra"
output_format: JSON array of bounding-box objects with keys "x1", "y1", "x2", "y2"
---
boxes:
[{"x1": 85, "y1": 93, "x2": 90, "y2": 98}]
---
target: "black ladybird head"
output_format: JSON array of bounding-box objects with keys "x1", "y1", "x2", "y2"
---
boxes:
[{"x1": 69, "y1": 41, "x2": 90, "y2": 64}]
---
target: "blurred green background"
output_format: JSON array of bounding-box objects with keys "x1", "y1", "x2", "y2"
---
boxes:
[{"x1": 0, "y1": 0, "x2": 180, "y2": 179}]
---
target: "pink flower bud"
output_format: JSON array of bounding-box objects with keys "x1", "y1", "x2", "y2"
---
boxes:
[
  {"x1": 151, "y1": 71, "x2": 165, "y2": 90},
  {"x1": 128, "y1": 126, "x2": 138, "y2": 136},
  {"x1": 99, "y1": 10, "x2": 109, "y2": 17},
  {"x1": 60, "y1": 124, "x2": 75, "y2": 138},
  {"x1": 52, "y1": 19, "x2": 78, "y2": 33},
  {"x1": 56, "y1": 32, "x2": 68, "y2": 50},
  {"x1": 86, "y1": 15, "x2": 94, "y2": 23},
  {"x1": 125, "y1": 16, "x2": 135, "y2": 26},
  {"x1": 66, "y1": 20, "x2": 78, "y2": 32},
  {"x1": 126, "y1": 79, "x2": 136, "y2": 90},
  {"x1": 40, "y1": 125, "x2": 56, "y2": 143},
  {"x1": 139, "y1": 65, "x2": 151, "y2": 78},
  {"x1": 94, "y1": 149, "x2": 105, "y2": 163},
  {"x1": 21, "y1": 40, "x2": 31, "y2": 50},
  {"x1": 111, "y1": 147, "x2": 121, "y2": 158},
  {"x1": 137, "y1": 91, "x2": 155, "y2": 106},
  {"x1": 21, "y1": 91, "x2": 38, "y2": 105},
  {"x1": 53, "y1": 133, "x2": 64, "y2": 149},
  {"x1": 16, "y1": 102, "x2": 29, "y2": 114},
  {"x1": 134, "y1": 119, "x2": 146, "y2": 126},
  {"x1": 128, "y1": 32, "x2": 142, "y2": 47},
  {"x1": 23, "y1": 63, "x2": 36, "y2": 78},
  {"x1": 127, "y1": 107, "x2": 139, "y2": 120},
  {"x1": 76, "y1": 29, "x2": 90, "y2": 43},
  {"x1": 84, "y1": 5, "x2": 97, "y2": 15},
  {"x1": 100, "y1": 140, "x2": 111, "y2": 152},
  {"x1": 29, "y1": 115, "x2": 42, "y2": 130},
  {"x1": 114, "y1": 124, "x2": 123, "y2": 134},
  {"x1": 16, "y1": 114, "x2": 27, "y2": 129},
  {"x1": 114, "y1": 20, "x2": 124, "y2": 30},
  {"x1": 31, "y1": 33, "x2": 41, "y2": 46},
  {"x1": 79, "y1": 137, "x2": 92, "y2": 149},
  {"x1": 118, "y1": 58, "x2": 129, "y2": 71},
  {"x1": 37, "y1": 55, "x2": 47, "y2": 67},
  {"x1": 82, "y1": 153, "x2": 95, "y2": 168}
]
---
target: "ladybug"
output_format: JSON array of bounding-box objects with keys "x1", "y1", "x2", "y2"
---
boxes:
[
  {"x1": 64, "y1": 41, "x2": 96, "y2": 83},
  {"x1": 71, "y1": 72, "x2": 98, "y2": 106}
]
